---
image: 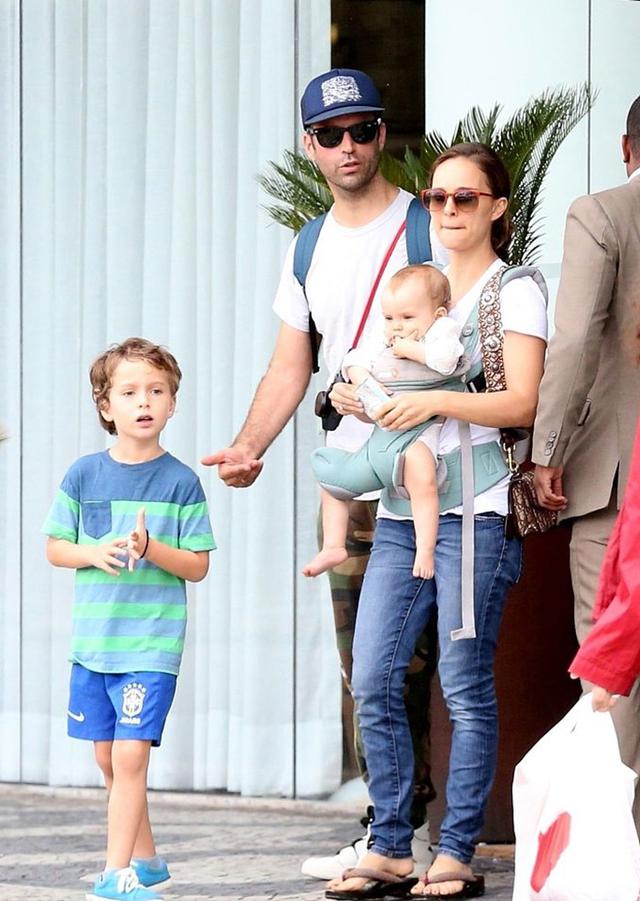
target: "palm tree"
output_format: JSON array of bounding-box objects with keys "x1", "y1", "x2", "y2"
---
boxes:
[{"x1": 258, "y1": 84, "x2": 595, "y2": 266}]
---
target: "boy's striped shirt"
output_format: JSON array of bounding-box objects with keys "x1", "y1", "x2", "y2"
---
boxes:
[{"x1": 43, "y1": 450, "x2": 215, "y2": 675}]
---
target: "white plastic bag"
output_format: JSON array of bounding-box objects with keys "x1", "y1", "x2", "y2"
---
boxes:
[{"x1": 512, "y1": 693, "x2": 640, "y2": 900}]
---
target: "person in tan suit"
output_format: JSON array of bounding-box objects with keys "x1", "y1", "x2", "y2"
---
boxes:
[{"x1": 533, "y1": 94, "x2": 640, "y2": 828}]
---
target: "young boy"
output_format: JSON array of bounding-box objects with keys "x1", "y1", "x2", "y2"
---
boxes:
[
  {"x1": 303, "y1": 265, "x2": 464, "y2": 580},
  {"x1": 44, "y1": 338, "x2": 215, "y2": 901}
]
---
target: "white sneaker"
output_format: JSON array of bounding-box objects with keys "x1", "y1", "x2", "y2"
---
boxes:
[
  {"x1": 411, "y1": 821, "x2": 435, "y2": 875},
  {"x1": 300, "y1": 812, "x2": 434, "y2": 880},
  {"x1": 300, "y1": 809, "x2": 373, "y2": 880}
]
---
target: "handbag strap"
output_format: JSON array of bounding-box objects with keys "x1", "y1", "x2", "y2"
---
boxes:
[
  {"x1": 477, "y1": 265, "x2": 528, "y2": 472},
  {"x1": 351, "y1": 220, "x2": 407, "y2": 350},
  {"x1": 477, "y1": 265, "x2": 508, "y2": 392}
]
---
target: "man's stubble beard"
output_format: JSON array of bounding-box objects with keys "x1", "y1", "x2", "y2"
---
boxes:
[{"x1": 325, "y1": 148, "x2": 382, "y2": 197}]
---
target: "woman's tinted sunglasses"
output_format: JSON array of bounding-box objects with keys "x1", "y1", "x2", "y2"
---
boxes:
[
  {"x1": 420, "y1": 188, "x2": 494, "y2": 212},
  {"x1": 306, "y1": 118, "x2": 381, "y2": 149}
]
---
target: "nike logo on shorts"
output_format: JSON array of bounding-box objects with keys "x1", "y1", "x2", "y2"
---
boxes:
[{"x1": 67, "y1": 710, "x2": 85, "y2": 722}]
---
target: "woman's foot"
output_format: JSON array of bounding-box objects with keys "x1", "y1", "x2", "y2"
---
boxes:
[
  {"x1": 326, "y1": 851, "x2": 413, "y2": 894},
  {"x1": 411, "y1": 854, "x2": 475, "y2": 896},
  {"x1": 303, "y1": 547, "x2": 348, "y2": 577}
]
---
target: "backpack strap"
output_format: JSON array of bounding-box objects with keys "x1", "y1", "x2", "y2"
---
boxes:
[
  {"x1": 293, "y1": 213, "x2": 327, "y2": 288},
  {"x1": 293, "y1": 213, "x2": 327, "y2": 374},
  {"x1": 405, "y1": 197, "x2": 432, "y2": 264}
]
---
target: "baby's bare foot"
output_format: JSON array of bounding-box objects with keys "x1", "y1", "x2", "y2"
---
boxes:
[{"x1": 302, "y1": 547, "x2": 348, "y2": 577}]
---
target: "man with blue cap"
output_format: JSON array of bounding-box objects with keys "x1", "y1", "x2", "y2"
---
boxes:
[{"x1": 204, "y1": 68, "x2": 447, "y2": 879}]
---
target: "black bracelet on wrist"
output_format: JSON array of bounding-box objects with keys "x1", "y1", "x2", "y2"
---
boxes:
[{"x1": 140, "y1": 528, "x2": 150, "y2": 559}]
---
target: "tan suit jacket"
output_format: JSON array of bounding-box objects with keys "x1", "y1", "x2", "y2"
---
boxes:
[{"x1": 532, "y1": 174, "x2": 640, "y2": 520}]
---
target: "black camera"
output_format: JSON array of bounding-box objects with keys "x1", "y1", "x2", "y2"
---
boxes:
[{"x1": 314, "y1": 372, "x2": 346, "y2": 432}]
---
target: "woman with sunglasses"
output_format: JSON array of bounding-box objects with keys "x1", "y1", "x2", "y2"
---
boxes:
[{"x1": 326, "y1": 144, "x2": 548, "y2": 900}]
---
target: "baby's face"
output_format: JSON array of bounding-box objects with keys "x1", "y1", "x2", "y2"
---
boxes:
[{"x1": 382, "y1": 283, "x2": 439, "y2": 343}]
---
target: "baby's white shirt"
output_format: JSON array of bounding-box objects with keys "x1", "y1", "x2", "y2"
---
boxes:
[
  {"x1": 422, "y1": 316, "x2": 464, "y2": 375},
  {"x1": 342, "y1": 314, "x2": 463, "y2": 380}
]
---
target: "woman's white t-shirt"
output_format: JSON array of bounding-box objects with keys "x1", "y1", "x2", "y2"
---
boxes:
[{"x1": 378, "y1": 257, "x2": 549, "y2": 519}]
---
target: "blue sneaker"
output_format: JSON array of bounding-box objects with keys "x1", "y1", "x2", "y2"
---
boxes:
[
  {"x1": 132, "y1": 857, "x2": 171, "y2": 888},
  {"x1": 86, "y1": 867, "x2": 162, "y2": 900}
]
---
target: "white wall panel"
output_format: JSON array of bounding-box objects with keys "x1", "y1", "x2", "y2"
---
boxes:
[
  {"x1": 0, "y1": 0, "x2": 339, "y2": 798},
  {"x1": 590, "y1": 0, "x2": 640, "y2": 192},
  {"x1": 425, "y1": 0, "x2": 589, "y2": 304}
]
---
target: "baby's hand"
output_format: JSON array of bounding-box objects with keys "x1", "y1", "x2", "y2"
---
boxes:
[
  {"x1": 87, "y1": 539, "x2": 129, "y2": 576},
  {"x1": 392, "y1": 335, "x2": 422, "y2": 361},
  {"x1": 127, "y1": 508, "x2": 148, "y2": 571}
]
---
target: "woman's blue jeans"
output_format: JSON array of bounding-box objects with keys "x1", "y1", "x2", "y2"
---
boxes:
[{"x1": 351, "y1": 513, "x2": 522, "y2": 864}]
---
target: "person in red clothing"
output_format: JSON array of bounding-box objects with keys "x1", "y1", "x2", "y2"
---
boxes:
[{"x1": 570, "y1": 413, "x2": 640, "y2": 712}]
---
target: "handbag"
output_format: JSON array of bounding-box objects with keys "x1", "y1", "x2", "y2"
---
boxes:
[
  {"x1": 504, "y1": 453, "x2": 558, "y2": 540},
  {"x1": 478, "y1": 268, "x2": 557, "y2": 539}
]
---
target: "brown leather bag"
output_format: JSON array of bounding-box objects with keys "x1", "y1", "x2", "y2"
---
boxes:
[
  {"x1": 478, "y1": 267, "x2": 557, "y2": 539},
  {"x1": 506, "y1": 469, "x2": 558, "y2": 539}
]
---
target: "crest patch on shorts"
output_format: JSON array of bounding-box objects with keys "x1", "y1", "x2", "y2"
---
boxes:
[{"x1": 120, "y1": 681, "x2": 147, "y2": 725}]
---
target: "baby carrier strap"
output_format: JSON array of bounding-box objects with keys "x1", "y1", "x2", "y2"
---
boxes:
[
  {"x1": 293, "y1": 198, "x2": 432, "y2": 373},
  {"x1": 501, "y1": 265, "x2": 548, "y2": 300}
]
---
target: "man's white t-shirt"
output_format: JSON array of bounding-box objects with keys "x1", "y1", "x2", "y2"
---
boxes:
[
  {"x1": 378, "y1": 257, "x2": 549, "y2": 519},
  {"x1": 273, "y1": 188, "x2": 448, "y2": 452}
]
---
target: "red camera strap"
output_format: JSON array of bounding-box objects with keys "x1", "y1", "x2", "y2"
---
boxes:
[{"x1": 351, "y1": 219, "x2": 407, "y2": 350}]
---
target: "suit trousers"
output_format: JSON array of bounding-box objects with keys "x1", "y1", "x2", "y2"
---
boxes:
[{"x1": 569, "y1": 489, "x2": 640, "y2": 832}]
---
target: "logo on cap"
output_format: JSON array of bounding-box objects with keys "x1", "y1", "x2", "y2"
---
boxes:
[{"x1": 321, "y1": 75, "x2": 362, "y2": 109}]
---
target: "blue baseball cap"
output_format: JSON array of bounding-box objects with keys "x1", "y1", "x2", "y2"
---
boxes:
[{"x1": 301, "y1": 68, "x2": 384, "y2": 126}]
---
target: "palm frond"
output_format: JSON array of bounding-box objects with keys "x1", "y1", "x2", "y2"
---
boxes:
[
  {"x1": 259, "y1": 84, "x2": 596, "y2": 257},
  {"x1": 503, "y1": 84, "x2": 595, "y2": 264},
  {"x1": 379, "y1": 151, "x2": 416, "y2": 193},
  {"x1": 452, "y1": 103, "x2": 502, "y2": 146},
  {"x1": 257, "y1": 150, "x2": 333, "y2": 232}
]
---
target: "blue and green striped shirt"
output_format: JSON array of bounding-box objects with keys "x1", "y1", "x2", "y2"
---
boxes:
[{"x1": 43, "y1": 450, "x2": 216, "y2": 676}]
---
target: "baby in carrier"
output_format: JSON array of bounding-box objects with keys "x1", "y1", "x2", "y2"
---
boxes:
[{"x1": 304, "y1": 264, "x2": 465, "y2": 580}]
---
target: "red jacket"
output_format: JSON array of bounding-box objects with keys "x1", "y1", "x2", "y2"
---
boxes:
[{"x1": 570, "y1": 416, "x2": 640, "y2": 695}]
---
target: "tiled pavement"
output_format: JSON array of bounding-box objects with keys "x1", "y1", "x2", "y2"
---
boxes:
[{"x1": 0, "y1": 784, "x2": 514, "y2": 900}]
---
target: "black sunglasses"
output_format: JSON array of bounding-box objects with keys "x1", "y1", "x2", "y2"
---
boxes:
[
  {"x1": 306, "y1": 118, "x2": 382, "y2": 149},
  {"x1": 420, "y1": 188, "x2": 494, "y2": 212}
]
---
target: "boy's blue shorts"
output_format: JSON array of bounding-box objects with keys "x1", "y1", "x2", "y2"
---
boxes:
[{"x1": 67, "y1": 663, "x2": 177, "y2": 747}]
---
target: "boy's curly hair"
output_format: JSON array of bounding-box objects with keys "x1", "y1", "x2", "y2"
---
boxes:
[{"x1": 89, "y1": 337, "x2": 182, "y2": 435}]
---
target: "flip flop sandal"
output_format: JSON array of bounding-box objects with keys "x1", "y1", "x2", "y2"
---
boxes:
[
  {"x1": 414, "y1": 870, "x2": 485, "y2": 898},
  {"x1": 325, "y1": 866, "x2": 418, "y2": 900}
]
